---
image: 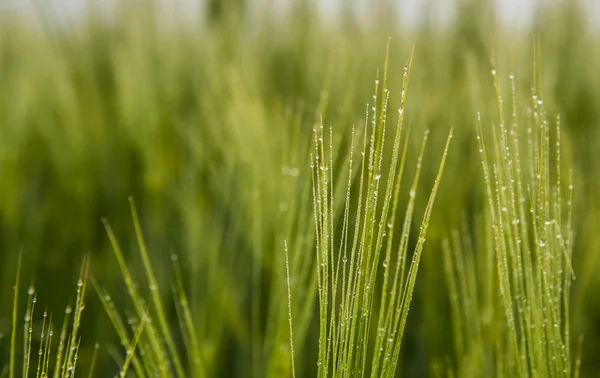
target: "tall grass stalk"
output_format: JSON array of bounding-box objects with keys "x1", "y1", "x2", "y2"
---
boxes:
[{"x1": 284, "y1": 240, "x2": 297, "y2": 378}]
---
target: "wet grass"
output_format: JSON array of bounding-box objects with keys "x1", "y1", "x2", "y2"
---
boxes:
[{"x1": 1, "y1": 0, "x2": 600, "y2": 377}]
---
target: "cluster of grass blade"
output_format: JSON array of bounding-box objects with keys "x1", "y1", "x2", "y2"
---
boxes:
[
  {"x1": 294, "y1": 45, "x2": 453, "y2": 378},
  {"x1": 93, "y1": 198, "x2": 204, "y2": 378},
  {"x1": 6, "y1": 254, "x2": 95, "y2": 378},
  {"x1": 442, "y1": 61, "x2": 581, "y2": 377},
  {"x1": 5, "y1": 212, "x2": 199, "y2": 378}
]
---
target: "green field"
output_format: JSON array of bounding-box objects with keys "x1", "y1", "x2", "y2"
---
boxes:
[{"x1": 1, "y1": 0, "x2": 600, "y2": 377}]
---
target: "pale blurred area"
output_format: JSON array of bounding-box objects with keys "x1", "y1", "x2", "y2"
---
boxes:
[{"x1": 1, "y1": 0, "x2": 599, "y2": 29}]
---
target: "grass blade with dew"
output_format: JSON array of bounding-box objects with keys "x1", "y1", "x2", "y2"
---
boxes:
[
  {"x1": 284, "y1": 240, "x2": 297, "y2": 378},
  {"x1": 62, "y1": 255, "x2": 90, "y2": 378},
  {"x1": 119, "y1": 313, "x2": 148, "y2": 378},
  {"x1": 24, "y1": 288, "x2": 36, "y2": 378}
]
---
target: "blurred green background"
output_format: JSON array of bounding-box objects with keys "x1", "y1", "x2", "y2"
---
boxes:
[{"x1": 0, "y1": 0, "x2": 599, "y2": 376}]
